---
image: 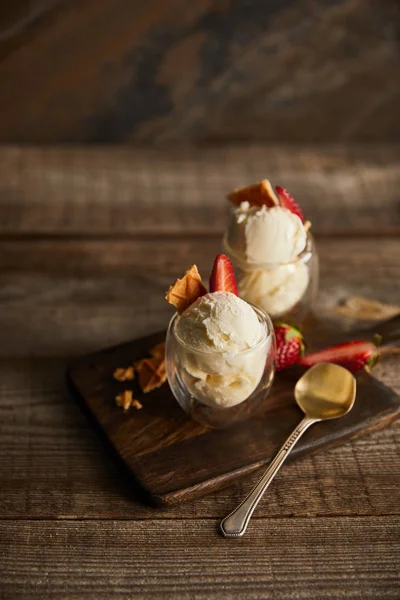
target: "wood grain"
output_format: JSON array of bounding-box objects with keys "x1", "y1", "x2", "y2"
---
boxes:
[
  {"x1": 0, "y1": 145, "x2": 399, "y2": 235},
  {"x1": 0, "y1": 144, "x2": 399, "y2": 598},
  {"x1": 0, "y1": 1, "x2": 399, "y2": 143},
  {"x1": 0, "y1": 237, "x2": 399, "y2": 357},
  {"x1": 1, "y1": 518, "x2": 400, "y2": 599},
  {"x1": 0, "y1": 354, "x2": 399, "y2": 519}
]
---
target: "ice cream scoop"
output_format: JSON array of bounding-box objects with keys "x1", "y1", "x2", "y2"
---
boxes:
[
  {"x1": 224, "y1": 198, "x2": 312, "y2": 320},
  {"x1": 176, "y1": 291, "x2": 263, "y2": 353},
  {"x1": 226, "y1": 203, "x2": 307, "y2": 265},
  {"x1": 174, "y1": 292, "x2": 270, "y2": 408}
]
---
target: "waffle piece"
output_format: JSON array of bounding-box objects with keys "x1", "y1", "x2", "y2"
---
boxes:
[
  {"x1": 165, "y1": 264, "x2": 207, "y2": 313},
  {"x1": 136, "y1": 356, "x2": 167, "y2": 393},
  {"x1": 227, "y1": 179, "x2": 279, "y2": 208}
]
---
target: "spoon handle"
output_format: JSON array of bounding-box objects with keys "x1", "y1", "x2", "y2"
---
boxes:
[{"x1": 220, "y1": 415, "x2": 316, "y2": 538}]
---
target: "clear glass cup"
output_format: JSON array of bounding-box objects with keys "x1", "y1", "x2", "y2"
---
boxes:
[
  {"x1": 223, "y1": 232, "x2": 318, "y2": 325},
  {"x1": 166, "y1": 305, "x2": 275, "y2": 428}
]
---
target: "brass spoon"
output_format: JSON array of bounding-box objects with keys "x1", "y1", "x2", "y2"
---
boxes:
[{"x1": 220, "y1": 363, "x2": 356, "y2": 538}]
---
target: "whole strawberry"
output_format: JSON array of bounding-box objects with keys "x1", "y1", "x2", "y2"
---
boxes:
[{"x1": 274, "y1": 324, "x2": 304, "y2": 371}]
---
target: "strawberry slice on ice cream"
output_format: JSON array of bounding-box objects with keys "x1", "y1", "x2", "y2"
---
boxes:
[
  {"x1": 275, "y1": 186, "x2": 304, "y2": 223},
  {"x1": 209, "y1": 254, "x2": 239, "y2": 296}
]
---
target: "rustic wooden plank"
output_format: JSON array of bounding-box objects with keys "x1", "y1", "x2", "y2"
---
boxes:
[
  {"x1": 0, "y1": 1, "x2": 399, "y2": 144},
  {"x1": 0, "y1": 237, "x2": 398, "y2": 357},
  {"x1": 0, "y1": 145, "x2": 399, "y2": 235},
  {"x1": 1, "y1": 518, "x2": 399, "y2": 599},
  {"x1": 0, "y1": 354, "x2": 399, "y2": 518}
]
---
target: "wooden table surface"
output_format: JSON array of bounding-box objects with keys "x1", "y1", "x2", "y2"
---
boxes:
[{"x1": 0, "y1": 145, "x2": 399, "y2": 599}]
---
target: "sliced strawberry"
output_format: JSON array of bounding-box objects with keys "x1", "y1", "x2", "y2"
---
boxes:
[
  {"x1": 209, "y1": 254, "x2": 238, "y2": 295},
  {"x1": 299, "y1": 340, "x2": 379, "y2": 373},
  {"x1": 274, "y1": 324, "x2": 304, "y2": 372},
  {"x1": 275, "y1": 186, "x2": 304, "y2": 222}
]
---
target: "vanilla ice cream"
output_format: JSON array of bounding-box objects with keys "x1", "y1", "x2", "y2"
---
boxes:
[
  {"x1": 226, "y1": 203, "x2": 307, "y2": 265},
  {"x1": 174, "y1": 292, "x2": 270, "y2": 408},
  {"x1": 238, "y1": 262, "x2": 309, "y2": 318},
  {"x1": 224, "y1": 202, "x2": 310, "y2": 318}
]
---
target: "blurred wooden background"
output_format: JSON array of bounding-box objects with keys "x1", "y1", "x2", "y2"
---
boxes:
[{"x1": 1, "y1": 0, "x2": 399, "y2": 144}]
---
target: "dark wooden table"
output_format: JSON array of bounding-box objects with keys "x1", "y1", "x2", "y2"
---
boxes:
[{"x1": 0, "y1": 145, "x2": 399, "y2": 599}]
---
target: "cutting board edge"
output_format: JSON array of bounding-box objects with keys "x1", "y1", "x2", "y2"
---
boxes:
[
  {"x1": 147, "y1": 400, "x2": 400, "y2": 505},
  {"x1": 66, "y1": 369, "x2": 166, "y2": 507}
]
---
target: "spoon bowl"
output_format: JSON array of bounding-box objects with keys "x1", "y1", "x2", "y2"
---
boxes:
[{"x1": 295, "y1": 363, "x2": 357, "y2": 421}]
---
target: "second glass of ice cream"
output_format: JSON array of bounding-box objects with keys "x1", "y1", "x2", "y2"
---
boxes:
[{"x1": 223, "y1": 183, "x2": 318, "y2": 324}]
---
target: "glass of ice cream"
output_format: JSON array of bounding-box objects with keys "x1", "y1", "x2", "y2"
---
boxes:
[
  {"x1": 223, "y1": 185, "x2": 318, "y2": 323},
  {"x1": 166, "y1": 291, "x2": 275, "y2": 428}
]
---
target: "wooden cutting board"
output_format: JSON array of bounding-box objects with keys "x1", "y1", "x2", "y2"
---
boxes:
[{"x1": 67, "y1": 316, "x2": 400, "y2": 505}]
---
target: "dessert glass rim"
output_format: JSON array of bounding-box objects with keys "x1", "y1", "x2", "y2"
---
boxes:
[
  {"x1": 223, "y1": 231, "x2": 314, "y2": 271},
  {"x1": 170, "y1": 303, "x2": 273, "y2": 357}
]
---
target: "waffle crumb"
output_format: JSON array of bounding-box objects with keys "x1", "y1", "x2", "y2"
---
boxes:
[
  {"x1": 132, "y1": 399, "x2": 143, "y2": 410},
  {"x1": 113, "y1": 366, "x2": 135, "y2": 382},
  {"x1": 115, "y1": 390, "x2": 133, "y2": 410},
  {"x1": 304, "y1": 220, "x2": 312, "y2": 232}
]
